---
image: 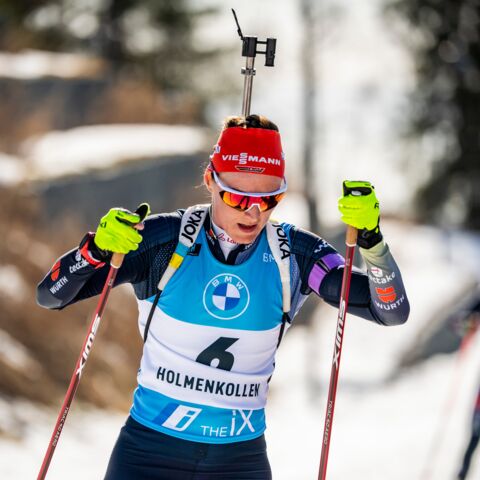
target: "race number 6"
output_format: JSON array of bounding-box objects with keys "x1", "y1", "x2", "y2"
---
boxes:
[{"x1": 196, "y1": 337, "x2": 239, "y2": 371}]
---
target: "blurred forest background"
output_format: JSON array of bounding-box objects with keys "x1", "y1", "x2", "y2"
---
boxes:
[
  {"x1": 1, "y1": 0, "x2": 480, "y2": 479},
  {"x1": 390, "y1": 0, "x2": 480, "y2": 229}
]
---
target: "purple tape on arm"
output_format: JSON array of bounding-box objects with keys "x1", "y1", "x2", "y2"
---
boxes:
[{"x1": 308, "y1": 253, "x2": 344, "y2": 293}]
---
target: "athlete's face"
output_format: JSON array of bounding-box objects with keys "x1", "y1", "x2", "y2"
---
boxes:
[{"x1": 204, "y1": 171, "x2": 283, "y2": 244}]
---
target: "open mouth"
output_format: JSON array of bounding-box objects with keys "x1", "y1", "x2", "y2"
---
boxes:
[{"x1": 237, "y1": 223, "x2": 257, "y2": 233}]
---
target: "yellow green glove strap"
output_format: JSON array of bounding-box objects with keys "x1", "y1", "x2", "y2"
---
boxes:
[{"x1": 94, "y1": 206, "x2": 150, "y2": 254}]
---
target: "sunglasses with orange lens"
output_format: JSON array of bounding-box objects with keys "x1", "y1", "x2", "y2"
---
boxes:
[{"x1": 211, "y1": 170, "x2": 287, "y2": 212}]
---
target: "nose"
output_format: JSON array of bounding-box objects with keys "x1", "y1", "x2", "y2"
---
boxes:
[{"x1": 244, "y1": 204, "x2": 261, "y2": 222}]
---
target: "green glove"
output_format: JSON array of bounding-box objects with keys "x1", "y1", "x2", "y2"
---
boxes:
[
  {"x1": 338, "y1": 180, "x2": 382, "y2": 248},
  {"x1": 94, "y1": 206, "x2": 150, "y2": 254},
  {"x1": 338, "y1": 181, "x2": 379, "y2": 230}
]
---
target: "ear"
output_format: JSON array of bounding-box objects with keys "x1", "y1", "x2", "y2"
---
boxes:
[{"x1": 204, "y1": 168, "x2": 214, "y2": 193}]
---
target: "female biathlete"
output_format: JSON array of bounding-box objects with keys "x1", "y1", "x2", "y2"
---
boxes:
[{"x1": 37, "y1": 114, "x2": 410, "y2": 479}]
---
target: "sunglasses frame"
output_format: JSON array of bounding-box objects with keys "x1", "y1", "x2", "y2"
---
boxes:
[
  {"x1": 211, "y1": 169, "x2": 287, "y2": 197},
  {"x1": 209, "y1": 168, "x2": 288, "y2": 212},
  {"x1": 210, "y1": 169, "x2": 287, "y2": 212}
]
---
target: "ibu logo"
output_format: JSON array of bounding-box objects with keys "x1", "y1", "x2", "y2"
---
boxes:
[{"x1": 203, "y1": 274, "x2": 250, "y2": 320}]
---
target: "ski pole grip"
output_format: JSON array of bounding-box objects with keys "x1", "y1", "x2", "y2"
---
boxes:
[
  {"x1": 110, "y1": 252, "x2": 125, "y2": 269},
  {"x1": 110, "y1": 203, "x2": 150, "y2": 270},
  {"x1": 346, "y1": 225, "x2": 357, "y2": 247}
]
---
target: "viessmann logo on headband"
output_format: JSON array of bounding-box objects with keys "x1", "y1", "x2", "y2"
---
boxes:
[{"x1": 221, "y1": 152, "x2": 283, "y2": 166}]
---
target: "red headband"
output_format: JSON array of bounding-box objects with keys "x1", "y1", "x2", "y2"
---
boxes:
[{"x1": 210, "y1": 127, "x2": 285, "y2": 178}]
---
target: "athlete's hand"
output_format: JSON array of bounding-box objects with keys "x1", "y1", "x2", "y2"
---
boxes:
[
  {"x1": 338, "y1": 181, "x2": 382, "y2": 249},
  {"x1": 338, "y1": 181, "x2": 379, "y2": 230},
  {"x1": 94, "y1": 205, "x2": 150, "y2": 254}
]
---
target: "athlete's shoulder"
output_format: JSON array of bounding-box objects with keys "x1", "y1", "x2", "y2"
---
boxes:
[
  {"x1": 140, "y1": 209, "x2": 185, "y2": 248},
  {"x1": 279, "y1": 221, "x2": 340, "y2": 261}
]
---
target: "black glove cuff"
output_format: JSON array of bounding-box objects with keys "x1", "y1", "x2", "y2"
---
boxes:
[{"x1": 357, "y1": 226, "x2": 383, "y2": 249}]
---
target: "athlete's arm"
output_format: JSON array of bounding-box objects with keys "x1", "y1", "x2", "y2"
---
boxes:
[
  {"x1": 285, "y1": 224, "x2": 409, "y2": 325},
  {"x1": 318, "y1": 240, "x2": 409, "y2": 325},
  {"x1": 36, "y1": 212, "x2": 181, "y2": 309}
]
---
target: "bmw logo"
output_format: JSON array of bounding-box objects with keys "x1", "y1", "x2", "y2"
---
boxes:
[{"x1": 203, "y1": 274, "x2": 250, "y2": 320}]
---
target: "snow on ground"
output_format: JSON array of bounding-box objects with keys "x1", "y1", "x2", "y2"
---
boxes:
[
  {"x1": 267, "y1": 219, "x2": 480, "y2": 480},
  {"x1": 268, "y1": 330, "x2": 480, "y2": 480},
  {"x1": 23, "y1": 124, "x2": 210, "y2": 180},
  {"x1": 0, "y1": 400, "x2": 125, "y2": 479},
  {"x1": 1, "y1": 221, "x2": 479, "y2": 479}
]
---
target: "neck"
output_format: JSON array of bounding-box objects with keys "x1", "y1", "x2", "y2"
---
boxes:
[{"x1": 211, "y1": 220, "x2": 239, "y2": 260}]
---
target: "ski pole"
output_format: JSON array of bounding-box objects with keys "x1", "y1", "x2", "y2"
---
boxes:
[
  {"x1": 318, "y1": 224, "x2": 357, "y2": 480},
  {"x1": 419, "y1": 316, "x2": 479, "y2": 480},
  {"x1": 37, "y1": 253, "x2": 123, "y2": 480},
  {"x1": 37, "y1": 204, "x2": 149, "y2": 480}
]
